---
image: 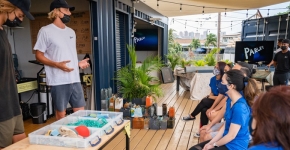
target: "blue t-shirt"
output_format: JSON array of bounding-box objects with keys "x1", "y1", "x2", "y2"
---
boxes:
[
  {"x1": 223, "y1": 97, "x2": 251, "y2": 150},
  {"x1": 248, "y1": 144, "x2": 284, "y2": 150},
  {"x1": 209, "y1": 76, "x2": 221, "y2": 96}
]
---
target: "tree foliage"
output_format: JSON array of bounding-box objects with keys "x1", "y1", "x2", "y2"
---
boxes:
[
  {"x1": 189, "y1": 39, "x2": 201, "y2": 50},
  {"x1": 205, "y1": 33, "x2": 217, "y2": 48},
  {"x1": 277, "y1": 4, "x2": 290, "y2": 15}
]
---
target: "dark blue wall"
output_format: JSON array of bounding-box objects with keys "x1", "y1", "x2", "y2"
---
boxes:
[
  {"x1": 90, "y1": 0, "x2": 168, "y2": 110},
  {"x1": 90, "y1": 0, "x2": 116, "y2": 110}
]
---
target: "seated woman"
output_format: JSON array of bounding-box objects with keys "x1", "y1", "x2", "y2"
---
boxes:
[
  {"x1": 199, "y1": 67, "x2": 259, "y2": 143},
  {"x1": 182, "y1": 62, "x2": 227, "y2": 126},
  {"x1": 249, "y1": 86, "x2": 290, "y2": 150},
  {"x1": 206, "y1": 62, "x2": 254, "y2": 118},
  {"x1": 189, "y1": 69, "x2": 254, "y2": 150}
]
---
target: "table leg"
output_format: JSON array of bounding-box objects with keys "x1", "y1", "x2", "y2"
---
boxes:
[
  {"x1": 262, "y1": 79, "x2": 265, "y2": 91},
  {"x1": 126, "y1": 132, "x2": 130, "y2": 150},
  {"x1": 176, "y1": 76, "x2": 180, "y2": 91},
  {"x1": 124, "y1": 121, "x2": 130, "y2": 150}
]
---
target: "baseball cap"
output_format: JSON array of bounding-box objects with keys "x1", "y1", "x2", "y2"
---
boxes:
[
  {"x1": 8, "y1": 0, "x2": 34, "y2": 20},
  {"x1": 50, "y1": 0, "x2": 75, "y2": 11}
]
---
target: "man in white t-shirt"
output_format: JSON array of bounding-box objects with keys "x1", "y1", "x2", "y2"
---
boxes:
[{"x1": 34, "y1": 0, "x2": 89, "y2": 120}]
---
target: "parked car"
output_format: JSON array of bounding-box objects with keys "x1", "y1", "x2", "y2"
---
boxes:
[{"x1": 194, "y1": 48, "x2": 207, "y2": 54}]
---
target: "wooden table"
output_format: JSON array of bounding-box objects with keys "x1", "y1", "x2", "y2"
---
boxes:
[{"x1": 4, "y1": 120, "x2": 130, "y2": 150}]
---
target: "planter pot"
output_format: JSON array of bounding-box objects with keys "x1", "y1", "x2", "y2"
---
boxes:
[{"x1": 185, "y1": 66, "x2": 214, "y2": 73}]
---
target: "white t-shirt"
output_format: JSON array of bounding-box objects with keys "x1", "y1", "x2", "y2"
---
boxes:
[{"x1": 33, "y1": 24, "x2": 80, "y2": 86}]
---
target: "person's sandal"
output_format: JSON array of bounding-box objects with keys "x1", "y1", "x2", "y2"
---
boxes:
[{"x1": 182, "y1": 115, "x2": 195, "y2": 121}]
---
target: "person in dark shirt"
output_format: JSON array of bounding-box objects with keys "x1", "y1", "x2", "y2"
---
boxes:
[
  {"x1": 0, "y1": 0, "x2": 34, "y2": 148},
  {"x1": 273, "y1": 39, "x2": 290, "y2": 86}
]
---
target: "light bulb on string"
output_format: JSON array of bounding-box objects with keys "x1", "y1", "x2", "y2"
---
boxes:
[
  {"x1": 173, "y1": 18, "x2": 174, "y2": 24},
  {"x1": 215, "y1": 21, "x2": 217, "y2": 27},
  {"x1": 202, "y1": 6, "x2": 204, "y2": 15},
  {"x1": 224, "y1": 8, "x2": 227, "y2": 17},
  {"x1": 200, "y1": 21, "x2": 202, "y2": 27},
  {"x1": 180, "y1": 3, "x2": 182, "y2": 12},
  {"x1": 246, "y1": 9, "x2": 248, "y2": 18},
  {"x1": 157, "y1": 0, "x2": 159, "y2": 8},
  {"x1": 267, "y1": 9, "x2": 270, "y2": 16},
  {"x1": 185, "y1": 20, "x2": 187, "y2": 29}
]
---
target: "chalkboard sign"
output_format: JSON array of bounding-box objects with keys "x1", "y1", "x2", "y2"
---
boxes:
[
  {"x1": 30, "y1": 11, "x2": 91, "y2": 54},
  {"x1": 160, "y1": 67, "x2": 174, "y2": 83}
]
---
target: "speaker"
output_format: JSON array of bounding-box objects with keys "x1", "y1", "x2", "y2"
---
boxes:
[{"x1": 20, "y1": 102, "x2": 30, "y2": 120}]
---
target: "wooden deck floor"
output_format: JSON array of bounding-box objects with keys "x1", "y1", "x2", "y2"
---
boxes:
[{"x1": 23, "y1": 81, "x2": 201, "y2": 150}]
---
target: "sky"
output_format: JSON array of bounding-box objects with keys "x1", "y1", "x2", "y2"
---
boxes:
[{"x1": 168, "y1": 2, "x2": 290, "y2": 36}]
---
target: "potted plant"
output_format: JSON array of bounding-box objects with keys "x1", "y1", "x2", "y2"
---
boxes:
[
  {"x1": 114, "y1": 45, "x2": 163, "y2": 104},
  {"x1": 166, "y1": 52, "x2": 181, "y2": 71}
]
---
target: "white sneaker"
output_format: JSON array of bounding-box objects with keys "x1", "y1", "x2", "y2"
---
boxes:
[{"x1": 194, "y1": 132, "x2": 200, "y2": 138}]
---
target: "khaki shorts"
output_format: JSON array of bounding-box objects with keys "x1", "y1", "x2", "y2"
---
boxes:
[{"x1": 0, "y1": 115, "x2": 25, "y2": 148}]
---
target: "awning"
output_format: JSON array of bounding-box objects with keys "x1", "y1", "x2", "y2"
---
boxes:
[{"x1": 142, "y1": 0, "x2": 289, "y2": 17}]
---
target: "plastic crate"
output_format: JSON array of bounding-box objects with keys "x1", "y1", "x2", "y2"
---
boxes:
[
  {"x1": 70, "y1": 110, "x2": 123, "y2": 127},
  {"x1": 51, "y1": 116, "x2": 115, "y2": 137},
  {"x1": 69, "y1": 110, "x2": 123, "y2": 123},
  {"x1": 29, "y1": 111, "x2": 124, "y2": 148},
  {"x1": 28, "y1": 125, "x2": 101, "y2": 148}
]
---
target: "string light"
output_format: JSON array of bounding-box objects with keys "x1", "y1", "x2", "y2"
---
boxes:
[
  {"x1": 246, "y1": 9, "x2": 248, "y2": 18},
  {"x1": 174, "y1": 20, "x2": 242, "y2": 30},
  {"x1": 215, "y1": 21, "x2": 217, "y2": 27},
  {"x1": 267, "y1": 9, "x2": 269, "y2": 16},
  {"x1": 185, "y1": 20, "x2": 187, "y2": 28},
  {"x1": 157, "y1": 0, "x2": 159, "y2": 8},
  {"x1": 231, "y1": 21, "x2": 232, "y2": 30},
  {"x1": 200, "y1": 21, "x2": 202, "y2": 27},
  {"x1": 224, "y1": 8, "x2": 227, "y2": 17},
  {"x1": 173, "y1": 18, "x2": 174, "y2": 24},
  {"x1": 157, "y1": 0, "x2": 288, "y2": 11},
  {"x1": 180, "y1": 3, "x2": 182, "y2": 12},
  {"x1": 202, "y1": 6, "x2": 204, "y2": 15}
]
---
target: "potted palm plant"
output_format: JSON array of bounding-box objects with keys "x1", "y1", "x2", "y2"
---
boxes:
[{"x1": 114, "y1": 45, "x2": 163, "y2": 104}]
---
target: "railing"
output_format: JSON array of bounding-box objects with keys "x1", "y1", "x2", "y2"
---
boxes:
[{"x1": 180, "y1": 52, "x2": 224, "y2": 62}]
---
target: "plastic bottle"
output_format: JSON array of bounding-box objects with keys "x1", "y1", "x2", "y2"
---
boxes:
[
  {"x1": 169, "y1": 106, "x2": 175, "y2": 118},
  {"x1": 146, "y1": 95, "x2": 152, "y2": 108},
  {"x1": 162, "y1": 103, "x2": 167, "y2": 116},
  {"x1": 109, "y1": 94, "x2": 115, "y2": 111}
]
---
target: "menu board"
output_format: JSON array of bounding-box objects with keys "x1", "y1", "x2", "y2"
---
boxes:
[{"x1": 30, "y1": 11, "x2": 91, "y2": 54}]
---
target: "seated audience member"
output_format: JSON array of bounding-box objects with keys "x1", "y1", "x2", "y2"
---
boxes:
[
  {"x1": 249, "y1": 86, "x2": 290, "y2": 150},
  {"x1": 199, "y1": 67, "x2": 259, "y2": 142},
  {"x1": 189, "y1": 70, "x2": 254, "y2": 150},
  {"x1": 183, "y1": 62, "x2": 227, "y2": 127},
  {"x1": 206, "y1": 62, "x2": 255, "y2": 118}
]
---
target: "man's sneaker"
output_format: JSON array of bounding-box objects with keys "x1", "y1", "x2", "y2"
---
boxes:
[
  {"x1": 194, "y1": 133, "x2": 200, "y2": 138},
  {"x1": 182, "y1": 115, "x2": 195, "y2": 121}
]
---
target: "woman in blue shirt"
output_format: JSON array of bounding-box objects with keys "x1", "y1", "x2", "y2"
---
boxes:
[
  {"x1": 183, "y1": 62, "x2": 227, "y2": 126},
  {"x1": 249, "y1": 86, "x2": 290, "y2": 150},
  {"x1": 190, "y1": 69, "x2": 253, "y2": 150}
]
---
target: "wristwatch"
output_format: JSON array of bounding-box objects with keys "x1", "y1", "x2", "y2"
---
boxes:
[{"x1": 213, "y1": 142, "x2": 219, "y2": 148}]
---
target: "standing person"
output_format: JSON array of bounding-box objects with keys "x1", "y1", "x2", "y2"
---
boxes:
[
  {"x1": 267, "y1": 39, "x2": 288, "y2": 67},
  {"x1": 190, "y1": 70, "x2": 253, "y2": 150},
  {"x1": 0, "y1": 0, "x2": 34, "y2": 148},
  {"x1": 34, "y1": 0, "x2": 89, "y2": 120},
  {"x1": 273, "y1": 39, "x2": 290, "y2": 86},
  {"x1": 249, "y1": 86, "x2": 290, "y2": 150}
]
